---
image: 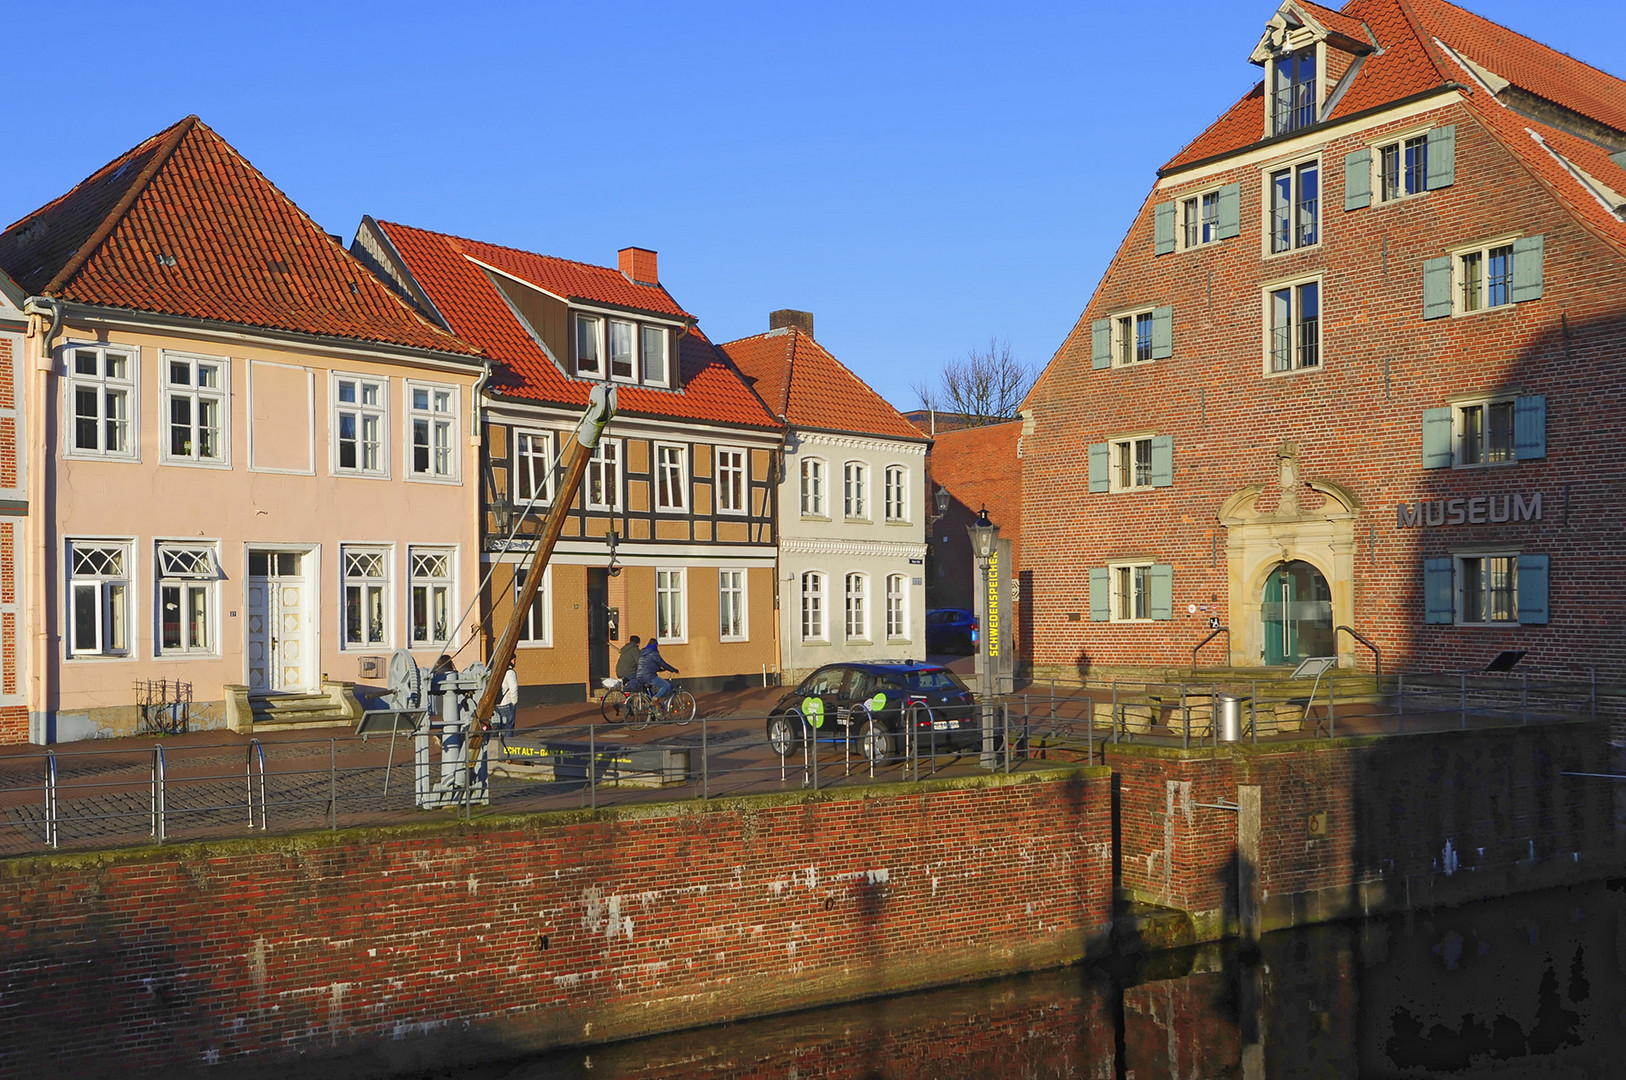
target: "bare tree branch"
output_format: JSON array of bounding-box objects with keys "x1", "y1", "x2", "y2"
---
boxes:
[{"x1": 914, "y1": 338, "x2": 1034, "y2": 427}]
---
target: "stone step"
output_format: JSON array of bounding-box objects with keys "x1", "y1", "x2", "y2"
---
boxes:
[{"x1": 226, "y1": 683, "x2": 362, "y2": 734}]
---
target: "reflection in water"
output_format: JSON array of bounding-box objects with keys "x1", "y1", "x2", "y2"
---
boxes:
[{"x1": 426, "y1": 881, "x2": 1624, "y2": 1079}]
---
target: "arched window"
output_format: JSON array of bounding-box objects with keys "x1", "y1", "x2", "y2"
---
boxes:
[
  {"x1": 800, "y1": 571, "x2": 825, "y2": 640},
  {"x1": 884, "y1": 465, "x2": 908, "y2": 522},
  {"x1": 845, "y1": 573, "x2": 869, "y2": 639},
  {"x1": 886, "y1": 574, "x2": 908, "y2": 640},
  {"x1": 843, "y1": 461, "x2": 869, "y2": 519},
  {"x1": 800, "y1": 458, "x2": 826, "y2": 516}
]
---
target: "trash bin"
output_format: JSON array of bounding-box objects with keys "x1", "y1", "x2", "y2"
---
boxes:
[{"x1": 1217, "y1": 694, "x2": 1248, "y2": 742}]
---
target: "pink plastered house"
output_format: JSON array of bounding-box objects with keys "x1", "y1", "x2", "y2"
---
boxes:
[{"x1": 0, "y1": 117, "x2": 487, "y2": 741}]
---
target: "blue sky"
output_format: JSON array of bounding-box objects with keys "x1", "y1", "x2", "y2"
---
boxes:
[{"x1": 7, "y1": 1, "x2": 1624, "y2": 411}]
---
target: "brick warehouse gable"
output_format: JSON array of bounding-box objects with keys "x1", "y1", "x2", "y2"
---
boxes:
[{"x1": 1022, "y1": 0, "x2": 1626, "y2": 680}]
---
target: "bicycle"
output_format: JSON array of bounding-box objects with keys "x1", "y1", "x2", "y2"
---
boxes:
[{"x1": 599, "y1": 679, "x2": 697, "y2": 728}]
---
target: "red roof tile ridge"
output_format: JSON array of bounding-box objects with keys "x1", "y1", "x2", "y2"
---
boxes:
[
  {"x1": 41, "y1": 116, "x2": 196, "y2": 296},
  {"x1": 0, "y1": 116, "x2": 181, "y2": 236},
  {"x1": 1294, "y1": 0, "x2": 1373, "y2": 45},
  {"x1": 376, "y1": 219, "x2": 691, "y2": 319},
  {"x1": 1415, "y1": 0, "x2": 1626, "y2": 101},
  {"x1": 1386, "y1": 0, "x2": 1460, "y2": 90},
  {"x1": 786, "y1": 329, "x2": 923, "y2": 440},
  {"x1": 1159, "y1": 82, "x2": 1266, "y2": 174}
]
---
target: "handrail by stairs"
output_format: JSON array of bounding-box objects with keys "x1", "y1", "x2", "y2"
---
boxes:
[
  {"x1": 1192, "y1": 626, "x2": 1230, "y2": 668},
  {"x1": 1335, "y1": 625, "x2": 1381, "y2": 676}
]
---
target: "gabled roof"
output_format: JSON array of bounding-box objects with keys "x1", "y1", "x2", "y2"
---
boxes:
[
  {"x1": 929, "y1": 419, "x2": 1023, "y2": 555},
  {"x1": 0, "y1": 117, "x2": 478, "y2": 357},
  {"x1": 718, "y1": 327, "x2": 926, "y2": 443},
  {"x1": 373, "y1": 220, "x2": 779, "y2": 429},
  {"x1": 1162, "y1": 0, "x2": 1626, "y2": 176}
]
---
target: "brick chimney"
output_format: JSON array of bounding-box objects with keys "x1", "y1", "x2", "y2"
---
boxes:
[
  {"x1": 618, "y1": 247, "x2": 658, "y2": 285},
  {"x1": 770, "y1": 309, "x2": 814, "y2": 337}
]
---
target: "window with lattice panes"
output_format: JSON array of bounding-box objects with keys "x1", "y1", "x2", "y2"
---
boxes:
[
  {"x1": 801, "y1": 571, "x2": 826, "y2": 640},
  {"x1": 845, "y1": 573, "x2": 869, "y2": 639},
  {"x1": 157, "y1": 543, "x2": 218, "y2": 655},
  {"x1": 656, "y1": 444, "x2": 687, "y2": 511},
  {"x1": 844, "y1": 462, "x2": 869, "y2": 519},
  {"x1": 515, "y1": 566, "x2": 550, "y2": 645},
  {"x1": 716, "y1": 448, "x2": 747, "y2": 514},
  {"x1": 657, "y1": 568, "x2": 685, "y2": 640},
  {"x1": 801, "y1": 458, "x2": 826, "y2": 516},
  {"x1": 334, "y1": 374, "x2": 387, "y2": 475},
  {"x1": 68, "y1": 540, "x2": 131, "y2": 656},
  {"x1": 68, "y1": 345, "x2": 136, "y2": 458},
  {"x1": 719, "y1": 569, "x2": 746, "y2": 640},
  {"x1": 514, "y1": 430, "x2": 553, "y2": 505},
  {"x1": 164, "y1": 354, "x2": 227, "y2": 463},
  {"x1": 886, "y1": 575, "x2": 908, "y2": 639},
  {"x1": 884, "y1": 465, "x2": 908, "y2": 522},
  {"x1": 342, "y1": 547, "x2": 390, "y2": 648},
  {"x1": 409, "y1": 547, "x2": 454, "y2": 646},
  {"x1": 408, "y1": 382, "x2": 458, "y2": 479},
  {"x1": 588, "y1": 440, "x2": 620, "y2": 510}
]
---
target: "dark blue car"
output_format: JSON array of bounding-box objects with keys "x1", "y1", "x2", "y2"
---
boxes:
[{"x1": 925, "y1": 608, "x2": 978, "y2": 654}]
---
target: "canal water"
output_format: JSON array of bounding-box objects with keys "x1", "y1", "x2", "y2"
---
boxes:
[{"x1": 421, "y1": 880, "x2": 1625, "y2": 1079}]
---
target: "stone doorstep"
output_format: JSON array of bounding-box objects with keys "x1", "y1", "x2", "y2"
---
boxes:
[{"x1": 224, "y1": 681, "x2": 363, "y2": 734}]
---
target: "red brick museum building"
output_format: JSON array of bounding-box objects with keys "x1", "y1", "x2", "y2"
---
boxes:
[{"x1": 1022, "y1": 0, "x2": 1626, "y2": 680}]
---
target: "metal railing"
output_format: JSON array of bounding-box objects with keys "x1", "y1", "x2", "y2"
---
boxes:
[{"x1": 0, "y1": 671, "x2": 1616, "y2": 855}]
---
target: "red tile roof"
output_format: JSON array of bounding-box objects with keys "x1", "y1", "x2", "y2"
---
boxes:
[
  {"x1": 1162, "y1": 0, "x2": 1626, "y2": 175},
  {"x1": 718, "y1": 328, "x2": 926, "y2": 443},
  {"x1": 929, "y1": 419, "x2": 1024, "y2": 558},
  {"x1": 1294, "y1": 0, "x2": 1372, "y2": 46},
  {"x1": 0, "y1": 117, "x2": 477, "y2": 357},
  {"x1": 376, "y1": 220, "x2": 780, "y2": 428}
]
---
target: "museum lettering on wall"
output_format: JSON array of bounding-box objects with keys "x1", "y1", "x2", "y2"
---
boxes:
[{"x1": 1395, "y1": 492, "x2": 1542, "y2": 529}]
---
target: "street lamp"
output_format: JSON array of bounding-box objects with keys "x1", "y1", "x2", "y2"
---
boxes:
[{"x1": 966, "y1": 504, "x2": 1000, "y2": 768}]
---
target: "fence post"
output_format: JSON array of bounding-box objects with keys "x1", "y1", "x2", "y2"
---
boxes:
[
  {"x1": 589, "y1": 722, "x2": 597, "y2": 809},
  {"x1": 1521, "y1": 673, "x2": 1529, "y2": 725},
  {"x1": 1327, "y1": 676, "x2": 1335, "y2": 739},
  {"x1": 701, "y1": 715, "x2": 709, "y2": 799},
  {"x1": 1111, "y1": 681, "x2": 1120, "y2": 743},
  {"x1": 328, "y1": 739, "x2": 338, "y2": 829},
  {"x1": 1460, "y1": 673, "x2": 1468, "y2": 729},
  {"x1": 1212, "y1": 682, "x2": 1219, "y2": 748},
  {"x1": 1397, "y1": 672, "x2": 1405, "y2": 722},
  {"x1": 151, "y1": 744, "x2": 166, "y2": 844},
  {"x1": 44, "y1": 751, "x2": 58, "y2": 850},
  {"x1": 1182, "y1": 683, "x2": 1189, "y2": 750},
  {"x1": 1250, "y1": 681, "x2": 1258, "y2": 744},
  {"x1": 1591, "y1": 667, "x2": 1597, "y2": 722}
]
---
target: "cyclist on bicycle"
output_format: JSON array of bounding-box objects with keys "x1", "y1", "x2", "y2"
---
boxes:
[
  {"x1": 629, "y1": 637, "x2": 679, "y2": 703},
  {"x1": 615, "y1": 635, "x2": 642, "y2": 689}
]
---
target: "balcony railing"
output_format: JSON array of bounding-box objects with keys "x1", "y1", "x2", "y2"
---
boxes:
[{"x1": 1272, "y1": 82, "x2": 1316, "y2": 135}]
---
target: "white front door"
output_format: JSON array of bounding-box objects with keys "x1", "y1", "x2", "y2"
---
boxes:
[{"x1": 246, "y1": 550, "x2": 312, "y2": 692}]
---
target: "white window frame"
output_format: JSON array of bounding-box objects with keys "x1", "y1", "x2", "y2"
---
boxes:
[
  {"x1": 609, "y1": 319, "x2": 638, "y2": 383},
  {"x1": 843, "y1": 461, "x2": 869, "y2": 520},
  {"x1": 408, "y1": 545, "x2": 457, "y2": 648},
  {"x1": 1267, "y1": 44, "x2": 1321, "y2": 137},
  {"x1": 1109, "y1": 435, "x2": 1156, "y2": 493},
  {"x1": 719, "y1": 568, "x2": 747, "y2": 642},
  {"x1": 1450, "y1": 396, "x2": 1519, "y2": 470},
  {"x1": 1179, "y1": 187, "x2": 1224, "y2": 250},
  {"x1": 641, "y1": 325, "x2": 670, "y2": 387},
  {"x1": 1109, "y1": 560, "x2": 1155, "y2": 624},
  {"x1": 66, "y1": 538, "x2": 134, "y2": 659},
  {"x1": 64, "y1": 343, "x2": 139, "y2": 461},
  {"x1": 587, "y1": 438, "x2": 622, "y2": 510},
  {"x1": 514, "y1": 564, "x2": 553, "y2": 647},
  {"x1": 1372, "y1": 127, "x2": 1431, "y2": 204},
  {"x1": 406, "y1": 380, "x2": 460, "y2": 482},
  {"x1": 331, "y1": 371, "x2": 389, "y2": 478},
  {"x1": 160, "y1": 351, "x2": 230, "y2": 467},
  {"x1": 154, "y1": 541, "x2": 219, "y2": 657},
  {"x1": 1455, "y1": 552, "x2": 1519, "y2": 626},
  {"x1": 884, "y1": 464, "x2": 909, "y2": 523},
  {"x1": 885, "y1": 574, "x2": 909, "y2": 641},
  {"x1": 655, "y1": 442, "x2": 688, "y2": 512},
  {"x1": 800, "y1": 570, "x2": 827, "y2": 642},
  {"x1": 1264, "y1": 156, "x2": 1321, "y2": 256},
  {"x1": 800, "y1": 457, "x2": 827, "y2": 517},
  {"x1": 1449, "y1": 235, "x2": 1520, "y2": 317},
  {"x1": 340, "y1": 544, "x2": 393, "y2": 650},
  {"x1": 513, "y1": 429, "x2": 554, "y2": 507},
  {"x1": 1109, "y1": 306, "x2": 1158, "y2": 367},
  {"x1": 716, "y1": 446, "x2": 748, "y2": 515},
  {"x1": 844, "y1": 572, "x2": 870, "y2": 641},
  {"x1": 1262, "y1": 274, "x2": 1323, "y2": 376},
  {"x1": 656, "y1": 567, "x2": 687, "y2": 643},
  {"x1": 574, "y1": 313, "x2": 604, "y2": 378}
]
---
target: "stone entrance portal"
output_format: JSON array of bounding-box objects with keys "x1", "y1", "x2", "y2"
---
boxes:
[{"x1": 1218, "y1": 443, "x2": 1360, "y2": 668}]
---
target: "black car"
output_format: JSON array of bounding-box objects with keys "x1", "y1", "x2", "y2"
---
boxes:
[
  {"x1": 765, "y1": 661, "x2": 980, "y2": 764},
  {"x1": 924, "y1": 608, "x2": 978, "y2": 654}
]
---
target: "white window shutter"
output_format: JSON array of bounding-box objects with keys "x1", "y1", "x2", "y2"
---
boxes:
[
  {"x1": 1091, "y1": 319, "x2": 1111, "y2": 370},
  {"x1": 1426, "y1": 125, "x2": 1456, "y2": 189},
  {"x1": 1344, "y1": 148, "x2": 1372, "y2": 209},
  {"x1": 1148, "y1": 565, "x2": 1174, "y2": 621},
  {"x1": 1088, "y1": 442, "x2": 1110, "y2": 493},
  {"x1": 1215, "y1": 183, "x2": 1241, "y2": 239},
  {"x1": 1154, "y1": 202, "x2": 1176, "y2": 255},
  {"x1": 1150, "y1": 435, "x2": 1174, "y2": 488},
  {"x1": 1421, "y1": 407, "x2": 1454, "y2": 468},
  {"x1": 1422, "y1": 257, "x2": 1452, "y2": 320},
  {"x1": 1150, "y1": 306, "x2": 1173, "y2": 359},
  {"x1": 1511, "y1": 234, "x2": 1544, "y2": 302},
  {"x1": 1088, "y1": 568, "x2": 1110, "y2": 622}
]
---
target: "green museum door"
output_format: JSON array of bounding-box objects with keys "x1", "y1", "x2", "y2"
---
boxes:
[{"x1": 1261, "y1": 560, "x2": 1335, "y2": 666}]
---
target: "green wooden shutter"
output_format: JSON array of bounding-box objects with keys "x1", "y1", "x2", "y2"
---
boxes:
[
  {"x1": 1150, "y1": 435, "x2": 1174, "y2": 488},
  {"x1": 1088, "y1": 568, "x2": 1111, "y2": 622},
  {"x1": 1423, "y1": 257, "x2": 1453, "y2": 320},
  {"x1": 1421, "y1": 407, "x2": 1454, "y2": 468},
  {"x1": 1511, "y1": 234, "x2": 1544, "y2": 302},
  {"x1": 1214, "y1": 183, "x2": 1241, "y2": 239},
  {"x1": 1154, "y1": 201, "x2": 1176, "y2": 255},
  {"x1": 1088, "y1": 442, "x2": 1109, "y2": 493},
  {"x1": 1426, "y1": 124, "x2": 1456, "y2": 189},
  {"x1": 1514, "y1": 395, "x2": 1546, "y2": 460},
  {"x1": 1344, "y1": 148, "x2": 1372, "y2": 209},
  {"x1": 1150, "y1": 306, "x2": 1173, "y2": 359},
  {"x1": 1424, "y1": 558, "x2": 1455, "y2": 624},
  {"x1": 1091, "y1": 319, "x2": 1111, "y2": 370},
  {"x1": 1516, "y1": 555, "x2": 1549, "y2": 625},
  {"x1": 1148, "y1": 565, "x2": 1174, "y2": 621}
]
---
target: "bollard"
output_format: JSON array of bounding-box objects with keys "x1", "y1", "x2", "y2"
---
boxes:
[{"x1": 151, "y1": 744, "x2": 167, "y2": 843}]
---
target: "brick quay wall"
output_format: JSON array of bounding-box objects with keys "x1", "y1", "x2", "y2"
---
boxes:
[
  {"x1": 0, "y1": 768, "x2": 1115, "y2": 1079},
  {"x1": 1109, "y1": 721, "x2": 1625, "y2": 939}
]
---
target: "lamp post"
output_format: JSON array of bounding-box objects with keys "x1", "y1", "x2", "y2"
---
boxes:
[{"x1": 966, "y1": 504, "x2": 1000, "y2": 768}]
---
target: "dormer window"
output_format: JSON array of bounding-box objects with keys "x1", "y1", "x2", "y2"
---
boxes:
[
  {"x1": 642, "y1": 326, "x2": 669, "y2": 387},
  {"x1": 575, "y1": 315, "x2": 603, "y2": 377},
  {"x1": 1271, "y1": 47, "x2": 1317, "y2": 135}
]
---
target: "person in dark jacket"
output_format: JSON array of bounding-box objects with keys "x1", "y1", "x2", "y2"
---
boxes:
[
  {"x1": 631, "y1": 638, "x2": 679, "y2": 702},
  {"x1": 615, "y1": 635, "x2": 642, "y2": 686}
]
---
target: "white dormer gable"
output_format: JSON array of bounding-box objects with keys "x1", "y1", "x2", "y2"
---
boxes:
[{"x1": 1249, "y1": 3, "x2": 1374, "y2": 137}]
